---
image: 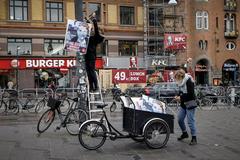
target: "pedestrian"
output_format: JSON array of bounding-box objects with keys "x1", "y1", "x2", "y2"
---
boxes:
[
  {"x1": 174, "y1": 68, "x2": 198, "y2": 145},
  {"x1": 7, "y1": 80, "x2": 14, "y2": 89},
  {"x1": 85, "y1": 12, "x2": 104, "y2": 92}
]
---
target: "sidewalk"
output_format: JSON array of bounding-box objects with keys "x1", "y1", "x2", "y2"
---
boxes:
[{"x1": 0, "y1": 107, "x2": 239, "y2": 160}]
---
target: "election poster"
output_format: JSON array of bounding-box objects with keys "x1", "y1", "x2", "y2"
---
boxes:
[{"x1": 64, "y1": 19, "x2": 92, "y2": 54}]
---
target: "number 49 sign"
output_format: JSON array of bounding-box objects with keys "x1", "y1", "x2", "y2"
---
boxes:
[{"x1": 112, "y1": 69, "x2": 146, "y2": 83}]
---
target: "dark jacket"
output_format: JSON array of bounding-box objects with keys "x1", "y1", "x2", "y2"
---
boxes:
[
  {"x1": 85, "y1": 19, "x2": 104, "y2": 61},
  {"x1": 179, "y1": 78, "x2": 196, "y2": 109}
]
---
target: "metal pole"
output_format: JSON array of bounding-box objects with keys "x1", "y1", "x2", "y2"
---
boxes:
[
  {"x1": 75, "y1": 0, "x2": 83, "y2": 21},
  {"x1": 16, "y1": 46, "x2": 19, "y2": 91},
  {"x1": 74, "y1": 0, "x2": 87, "y2": 110}
]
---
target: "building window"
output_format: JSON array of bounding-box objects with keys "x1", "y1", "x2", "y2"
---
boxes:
[
  {"x1": 120, "y1": 6, "x2": 135, "y2": 25},
  {"x1": 96, "y1": 40, "x2": 108, "y2": 57},
  {"x1": 44, "y1": 39, "x2": 66, "y2": 55},
  {"x1": 226, "y1": 42, "x2": 236, "y2": 50},
  {"x1": 7, "y1": 38, "x2": 32, "y2": 55},
  {"x1": 88, "y1": 3, "x2": 101, "y2": 22},
  {"x1": 46, "y1": 1, "x2": 63, "y2": 22},
  {"x1": 149, "y1": 8, "x2": 163, "y2": 26},
  {"x1": 119, "y1": 40, "x2": 137, "y2": 56},
  {"x1": 9, "y1": 0, "x2": 28, "y2": 21},
  {"x1": 224, "y1": 13, "x2": 236, "y2": 32},
  {"x1": 148, "y1": 39, "x2": 164, "y2": 55},
  {"x1": 199, "y1": 40, "x2": 208, "y2": 50},
  {"x1": 196, "y1": 11, "x2": 208, "y2": 30}
]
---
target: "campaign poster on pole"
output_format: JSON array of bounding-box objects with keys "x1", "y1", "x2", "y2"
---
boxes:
[{"x1": 64, "y1": 19, "x2": 92, "y2": 54}]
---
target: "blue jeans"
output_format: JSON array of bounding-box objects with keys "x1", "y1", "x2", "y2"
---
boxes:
[{"x1": 177, "y1": 107, "x2": 197, "y2": 136}]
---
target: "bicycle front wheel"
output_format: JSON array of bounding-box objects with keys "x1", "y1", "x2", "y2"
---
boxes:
[
  {"x1": 35, "y1": 100, "x2": 46, "y2": 113},
  {"x1": 66, "y1": 108, "x2": 88, "y2": 136},
  {"x1": 37, "y1": 109, "x2": 55, "y2": 133},
  {"x1": 78, "y1": 121, "x2": 107, "y2": 150}
]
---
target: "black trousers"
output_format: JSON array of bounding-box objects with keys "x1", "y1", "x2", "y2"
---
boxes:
[{"x1": 86, "y1": 60, "x2": 98, "y2": 90}]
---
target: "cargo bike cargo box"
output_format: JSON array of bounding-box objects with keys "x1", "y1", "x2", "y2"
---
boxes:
[{"x1": 121, "y1": 95, "x2": 174, "y2": 135}]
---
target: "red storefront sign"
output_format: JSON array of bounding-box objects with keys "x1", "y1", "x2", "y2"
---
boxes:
[
  {"x1": 112, "y1": 69, "x2": 146, "y2": 83},
  {"x1": 164, "y1": 33, "x2": 187, "y2": 50},
  {"x1": 0, "y1": 57, "x2": 104, "y2": 70}
]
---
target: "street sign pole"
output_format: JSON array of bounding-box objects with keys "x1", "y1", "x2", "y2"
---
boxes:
[{"x1": 74, "y1": 0, "x2": 87, "y2": 111}]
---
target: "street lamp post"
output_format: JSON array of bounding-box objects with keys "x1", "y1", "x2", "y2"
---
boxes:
[
  {"x1": 74, "y1": 0, "x2": 87, "y2": 110},
  {"x1": 168, "y1": 0, "x2": 177, "y2": 32},
  {"x1": 16, "y1": 46, "x2": 20, "y2": 91}
]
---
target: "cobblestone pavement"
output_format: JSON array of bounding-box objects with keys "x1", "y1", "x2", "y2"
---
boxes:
[{"x1": 0, "y1": 106, "x2": 240, "y2": 160}]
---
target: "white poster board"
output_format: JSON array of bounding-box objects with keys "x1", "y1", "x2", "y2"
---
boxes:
[
  {"x1": 64, "y1": 19, "x2": 92, "y2": 54},
  {"x1": 121, "y1": 95, "x2": 166, "y2": 114}
]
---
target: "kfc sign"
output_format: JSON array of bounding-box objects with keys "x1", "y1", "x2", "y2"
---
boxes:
[
  {"x1": 129, "y1": 56, "x2": 138, "y2": 68},
  {"x1": 151, "y1": 58, "x2": 168, "y2": 66},
  {"x1": 164, "y1": 33, "x2": 187, "y2": 50}
]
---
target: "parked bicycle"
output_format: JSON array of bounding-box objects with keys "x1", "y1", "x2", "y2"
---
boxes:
[
  {"x1": 37, "y1": 96, "x2": 88, "y2": 135},
  {"x1": 35, "y1": 91, "x2": 53, "y2": 113}
]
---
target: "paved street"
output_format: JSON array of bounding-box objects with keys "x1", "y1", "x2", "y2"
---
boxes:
[{"x1": 0, "y1": 106, "x2": 240, "y2": 160}]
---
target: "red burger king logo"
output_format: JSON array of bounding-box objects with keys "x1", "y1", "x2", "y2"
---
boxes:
[{"x1": 11, "y1": 59, "x2": 19, "y2": 68}]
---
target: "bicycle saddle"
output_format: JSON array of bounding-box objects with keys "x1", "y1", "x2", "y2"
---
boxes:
[{"x1": 96, "y1": 104, "x2": 108, "y2": 109}]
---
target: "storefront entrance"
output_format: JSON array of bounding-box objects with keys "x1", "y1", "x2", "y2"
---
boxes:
[
  {"x1": 222, "y1": 59, "x2": 239, "y2": 86},
  {"x1": 195, "y1": 59, "x2": 209, "y2": 85}
]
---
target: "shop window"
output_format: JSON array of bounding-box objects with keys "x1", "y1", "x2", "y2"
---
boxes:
[
  {"x1": 44, "y1": 39, "x2": 66, "y2": 55},
  {"x1": 9, "y1": 0, "x2": 28, "y2": 21},
  {"x1": 88, "y1": 3, "x2": 101, "y2": 22},
  {"x1": 119, "y1": 40, "x2": 137, "y2": 56},
  {"x1": 120, "y1": 6, "x2": 135, "y2": 25},
  {"x1": 46, "y1": 1, "x2": 63, "y2": 22},
  {"x1": 7, "y1": 38, "x2": 32, "y2": 55},
  {"x1": 226, "y1": 42, "x2": 236, "y2": 50}
]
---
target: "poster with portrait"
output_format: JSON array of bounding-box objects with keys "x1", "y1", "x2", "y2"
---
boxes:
[{"x1": 64, "y1": 19, "x2": 92, "y2": 54}]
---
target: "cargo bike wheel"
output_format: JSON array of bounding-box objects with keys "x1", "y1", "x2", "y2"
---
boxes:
[
  {"x1": 143, "y1": 118, "x2": 170, "y2": 149},
  {"x1": 78, "y1": 120, "x2": 107, "y2": 150}
]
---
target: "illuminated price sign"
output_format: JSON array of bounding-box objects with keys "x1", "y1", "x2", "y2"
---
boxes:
[{"x1": 112, "y1": 69, "x2": 146, "y2": 83}]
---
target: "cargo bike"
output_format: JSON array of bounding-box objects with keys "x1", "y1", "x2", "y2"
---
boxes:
[{"x1": 78, "y1": 95, "x2": 174, "y2": 150}]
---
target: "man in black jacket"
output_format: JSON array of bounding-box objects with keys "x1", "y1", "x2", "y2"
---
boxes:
[{"x1": 85, "y1": 13, "x2": 104, "y2": 92}]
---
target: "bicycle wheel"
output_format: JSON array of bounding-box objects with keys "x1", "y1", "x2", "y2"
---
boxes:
[
  {"x1": 26, "y1": 99, "x2": 38, "y2": 113},
  {"x1": 35, "y1": 100, "x2": 46, "y2": 113},
  {"x1": 0, "y1": 100, "x2": 7, "y2": 114},
  {"x1": 144, "y1": 119, "x2": 170, "y2": 149},
  {"x1": 66, "y1": 108, "x2": 88, "y2": 136},
  {"x1": 7, "y1": 99, "x2": 19, "y2": 114},
  {"x1": 110, "y1": 101, "x2": 117, "y2": 112},
  {"x1": 59, "y1": 99, "x2": 70, "y2": 113},
  {"x1": 37, "y1": 109, "x2": 55, "y2": 133},
  {"x1": 78, "y1": 121, "x2": 107, "y2": 150}
]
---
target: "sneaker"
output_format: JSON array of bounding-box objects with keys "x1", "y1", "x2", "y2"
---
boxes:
[
  {"x1": 177, "y1": 132, "x2": 189, "y2": 141},
  {"x1": 189, "y1": 137, "x2": 197, "y2": 145}
]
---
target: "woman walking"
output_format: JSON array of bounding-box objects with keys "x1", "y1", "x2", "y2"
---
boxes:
[{"x1": 174, "y1": 69, "x2": 197, "y2": 145}]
